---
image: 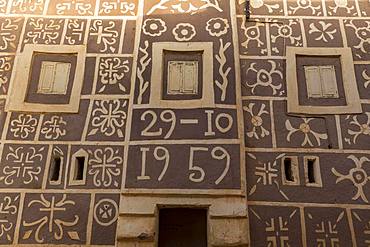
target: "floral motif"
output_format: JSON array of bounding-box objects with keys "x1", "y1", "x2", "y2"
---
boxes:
[
  {"x1": 289, "y1": 0, "x2": 322, "y2": 15},
  {"x1": 0, "y1": 195, "x2": 19, "y2": 243},
  {"x1": 346, "y1": 112, "x2": 370, "y2": 144},
  {"x1": 22, "y1": 194, "x2": 80, "y2": 243},
  {"x1": 89, "y1": 20, "x2": 119, "y2": 53},
  {"x1": 271, "y1": 19, "x2": 302, "y2": 54},
  {"x1": 55, "y1": 0, "x2": 93, "y2": 15},
  {"x1": 285, "y1": 118, "x2": 328, "y2": 147},
  {"x1": 308, "y1": 21, "x2": 337, "y2": 42},
  {"x1": 24, "y1": 18, "x2": 63, "y2": 44},
  {"x1": 88, "y1": 100, "x2": 127, "y2": 138},
  {"x1": 332, "y1": 155, "x2": 370, "y2": 203},
  {"x1": 98, "y1": 57, "x2": 130, "y2": 93},
  {"x1": 172, "y1": 23, "x2": 196, "y2": 41},
  {"x1": 142, "y1": 18, "x2": 167, "y2": 37},
  {"x1": 10, "y1": 114, "x2": 38, "y2": 139},
  {"x1": 147, "y1": 0, "x2": 222, "y2": 15},
  {"x1": 0, "y1": 18, "x2": 22, "y2": 51},
  {"x1": 243, "y1": 103, "x2": 270, "y2": 140},
  {"x1": 206, "y1": 18, "x2": 229, "y2": 37},
  {"x1": 249, "y1": 0, "x2": 281, "y2": 13},
  {"x1": 99, "y1": 0, "x2": 136, "y2": 16},
  {"x1": 363, "y1": 70, "x2": 370, "y2": 88},
  {"x1": 40, "y1": 116, "x2": 67, "y2": 140},
  {"x1": 0, "y1": 56, "x2": 12, "y2": 93},
  {"x1": 346, "y1": 20, "x2": 370, "y2": 57},
  {"x1": 328, "y1": 0, "x2": 355, "y2": 15},
  {"x1": 11, "y1": 0, "x2": 44, "y2": 13},
  {"x1": 88, "y1": 147, "x2": 122, "y2": 187},
  {"x1": 1, "y1": 146, "x2": 44, "y2": 185},
  {"x1": 241, "y1": 16, "x2": 264, "y2": 48},
  {"x1": 248, "y1": 153, "x2": 289, "y2": 200},
  {"x1": 244, "y1": 60, "x2": 283, "y2": 95},
  {"x1": 0, "y1": 0, "x2": 6, "y2": 12},
  {"x1": 64, "y1": 19, "x2": 86, "y2": 45}
]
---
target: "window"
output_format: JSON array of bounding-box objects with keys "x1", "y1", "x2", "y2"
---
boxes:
[
  {"x1": 286, "y1": 47, "x2": 362, "y2": 115},
  {"x1": 38, "y1": 61, "x2": 71, "y2": 94},
  {"x1": 304, "y1": 65, "x2": 338, "y2": 98},
  {"x1": 281, "y1": 156, "x2": 299, "y2": 185},
  {"x1": 49, "y1": 156, "x2": 62, "y2": 184},
  {"x1": 6, "y1": 44, "x2": 86, "y2": 113},
  {"x1": 167, "y1": 61, "x2": 198, "y2": 95},
  {"x1": 150, "y1": 42, "x2": 214, "y2": 108},
  {"x1": 304, "y1": 156, "x2": 322, "y2": 187},
  {"x1": 74, "y1": 157, "x2": 85, "y2": 181},
  {"x1": 69, "y1": 149, "x2": 88, "y2": 185}
]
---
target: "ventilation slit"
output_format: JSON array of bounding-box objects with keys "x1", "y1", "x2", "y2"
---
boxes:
[
  {"x1": 50, "y1": 156, "x2": 61, "y2": 182},
  {"x1": 284, "y1": 158, "x2": 294, "y2": 182},
  {"x1": 307, "y1": 159, "x2": 316, "y2": 183},
  {"x1": 75, "y1": 156, "x2": 85, "y2": 180}
]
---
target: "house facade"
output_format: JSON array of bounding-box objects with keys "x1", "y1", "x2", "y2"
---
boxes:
[{"x1": 0, "y1": 0, "x2": 369, "y2": 246}]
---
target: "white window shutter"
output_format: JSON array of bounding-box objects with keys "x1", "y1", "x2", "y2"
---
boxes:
[
  {"x1": 320, "y1": 66, "x2": 338, "y2": 98},
  {"x1": 38, "y1": 61, "x2": 71, "y2": 94},
  {"x1": 304, "y1": 66, "x2": 322, "y2": 98},
  {"x1": 53, "y1": 63, "x2": 71, "y2": 94},
  {"x1": 39, "y1": 62, "x2": 55, "y2": 92},
  {"x1": 182, "y1": 62, "x2": 198, "y2": 93},
  {"x1": 168, "y1": 62, "x2": 182, "y2": 94}
]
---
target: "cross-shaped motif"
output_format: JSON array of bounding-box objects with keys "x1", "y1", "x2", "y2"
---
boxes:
[{"x1": 315, "y1": 221, "x2": 340, "y2": 247}]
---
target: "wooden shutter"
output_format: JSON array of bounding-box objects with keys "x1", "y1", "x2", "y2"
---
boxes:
[
  {"x1": 39, "y1": 62, "x2": 55, "y2": 93},
  {"x1": 168, "y1": 61, "x2": 182, "y2": 94},
  {"x1": 304, "y1": 66, "x2": 322, "y2": 98},
  {"x1": 167, "y1": 61, "x2": 198, "y2": 95},
  {"x1": 52, "y1": 63, "x2": 71, "y2": 94},
  {"x1": 320, "y1": 65, "x2": 338, "y2": 98},
  {"x1": 38, "y1": 61, "x2": 71, "y2": 94},
  {"x1": 182, "y1": 61, "x2": 198, "y2": 94}
]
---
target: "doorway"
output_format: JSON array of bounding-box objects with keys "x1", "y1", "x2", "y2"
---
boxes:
[{"x1": 158, "y1": 208, "x2": 208, "y2": 247}]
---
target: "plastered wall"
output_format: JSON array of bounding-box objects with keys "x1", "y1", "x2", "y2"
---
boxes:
[{"x1": 0, "y1": 0, "x2": 368, "y2": 246}]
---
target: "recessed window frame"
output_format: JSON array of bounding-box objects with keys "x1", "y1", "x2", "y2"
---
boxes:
[
  {"x1": 286, "y1": 47, "x2": 362, "y2": 115},
  {"x1": 6, "y1": 44, "x2": 86, "y2": 113},
  {"x1": 281, "y1": 156, "x2": 300, "y2": 186},
  {"x1": 49, "y1": 155, "x2": 63, "y2": 185},
  {"x1": 304, "y1": 156, "x2": 322, "y2": 187},
  {"x1": 149, "y1": 42, "x2": 214, "y2": 108},
  {"x1": 69, "y1": 149, "x2": 88, "y2": 186}
]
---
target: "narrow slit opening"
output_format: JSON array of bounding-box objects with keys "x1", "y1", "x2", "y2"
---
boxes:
[
  {"x1": 75, "y1": 156, "x2": 85, "y2": 181},
  {"x1": 307, "y1": 159, "x2": 316, "y2": 183},
  {"x1": 284, "y1": 158, "x2": 294, "y2": 182},
  {"x1": 50, "y1": 156, "x2": 61, "y2": 182}
]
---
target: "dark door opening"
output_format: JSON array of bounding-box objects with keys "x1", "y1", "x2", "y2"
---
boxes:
[{"x1": 158, "y1": 208, "x2": 207, "y2": 247}]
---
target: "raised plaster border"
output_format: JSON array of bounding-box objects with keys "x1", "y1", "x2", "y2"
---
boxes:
[
  {"x1": 286, "y1": 47, "x2": 362, "y2": 115},
  {"x1": 6, "y1": 44, "x2": 86, "y2": 113},
  {"x1": 150, "y1": 42, "x2": 215, "y2": 108}
]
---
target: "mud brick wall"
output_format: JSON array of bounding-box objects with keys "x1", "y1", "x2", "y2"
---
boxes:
[{"x1": 0, "y1": 0, "x2": 368, "y2": 246}]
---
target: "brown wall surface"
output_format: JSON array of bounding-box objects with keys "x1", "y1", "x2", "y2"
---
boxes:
[{"x1": 0, "y1": 0, "x2": 368, "y2": 246}]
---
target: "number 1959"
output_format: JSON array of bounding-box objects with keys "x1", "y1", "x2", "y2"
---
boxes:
[{"x1": 137, "y1": 146, "x2": 231, "y2": 185}]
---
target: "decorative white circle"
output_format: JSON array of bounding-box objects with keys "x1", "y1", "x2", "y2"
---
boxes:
[{"x1": 94, "y1": 199, "x2": 118, "y2": 226}]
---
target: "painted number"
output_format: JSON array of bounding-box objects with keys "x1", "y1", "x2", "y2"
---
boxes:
[
  {"x1": 140, "y1": 110, "x2": 233, "y2": 138},
  {"x1": 137, "y1": 146, "x2": 170, "y2": 181},
  {"x1": 205, "y1": 110, "x2": 233, "y2": 136},
  {"x1": 138, "y1": 146, "x2": 230, "y2": 185},
  {"x1": 141, "y1": 110, "x2": 176, "y2": 139}
]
